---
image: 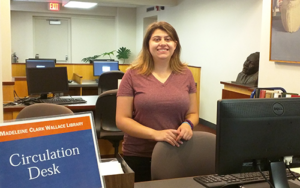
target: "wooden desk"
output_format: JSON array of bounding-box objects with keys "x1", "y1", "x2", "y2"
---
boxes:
[
  {"x1": 68, "y1": 80, "x2": 98, "y2": 96},
  {"x1": 3, "y1": 95, "x2": 98, "y2": 120},
  {"x1": 220, "y1": 81, "x2": 255, "y2": 99},
  {"x1": 134, "y1": 177, "x2": 300, "y2": 188},
  {"x1": 3, "y1": 95, "x2": 122, "y2": 156}
]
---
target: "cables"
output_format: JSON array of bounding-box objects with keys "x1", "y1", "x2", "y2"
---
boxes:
[
  {"x1": 286, "y1": 166, "x2": 300, "y2": 181},
  {"x1": 255, "y1": 160, "x2": 275, "y2": 188},
  {"x1": 284, "y1": 156, "x2": 300, "y2": 182}
]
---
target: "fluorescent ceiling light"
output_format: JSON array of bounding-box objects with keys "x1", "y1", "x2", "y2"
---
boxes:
[{"x1": 64, "y1": 1, "x2": 97, "y2": 9}]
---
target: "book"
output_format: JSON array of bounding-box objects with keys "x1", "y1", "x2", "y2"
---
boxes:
[
  {"x1": 259, "y1": 90, "x2": 266, "y2": 98},
  {"x1": 0, "y1": 112, "x2": 104, "y2": 188},
  {"x1": 265, "y1": 90, "x2": 275, "y2": 98},
  {"x1": 282, "y1": 92, "x2": 298, "y2": 98},
  {"x1": 291, "y1": 95, "x2": 300, "y2": 98}
]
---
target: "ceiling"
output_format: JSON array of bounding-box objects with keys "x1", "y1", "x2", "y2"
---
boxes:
[{"x1": 11, "y1": 0, "x2": 179, "y2": 8}]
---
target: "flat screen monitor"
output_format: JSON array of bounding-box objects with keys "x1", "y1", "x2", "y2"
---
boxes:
[
  {"x1": 216, "y1": 98, "x2": 300, "y2": 186},
  {"x1": 26, "y1": 67, "x2": 69, "y2": 99},
  {"x1": 92, "y1": 60, "x2": 119, "y2": 76},
  {"x1": 26, "y1": 59, "x2": 56, "y2": 68},
  {"x1": 89, "y1": 59, "x2": 115, "y2": 64}
]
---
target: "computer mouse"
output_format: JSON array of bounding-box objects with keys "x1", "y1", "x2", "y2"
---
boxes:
[
  {"x1": 23, "y1": 101, "x2": 35, "y2": 106},
  {"x1": 68, "y1": 80, "x2": 73, "y2": 83}
]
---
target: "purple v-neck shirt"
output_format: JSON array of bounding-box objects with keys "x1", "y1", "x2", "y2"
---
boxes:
[{"x1": 117, "y1": 67, "x2": 196, "y2": 157}]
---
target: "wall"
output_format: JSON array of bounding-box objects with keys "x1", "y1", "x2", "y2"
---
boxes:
[
  {"x1": 0, "y1": 0, "x2": 12, "y2": 122},
  {"x1": 0, "y1": 6, "x2": 2, "y2": 122},
  {"x1": 136, "y1": 0, "x2": 262, "y2": 124},
  {"x1": 1, "y1": 0, "x2": 12, "y2": 82},
  {"x1": 259, "y1": 0, "x2": 300, "y2": 93},
  {"x1": 11, "y1": 2, "x2": 136, "y2": 64}
]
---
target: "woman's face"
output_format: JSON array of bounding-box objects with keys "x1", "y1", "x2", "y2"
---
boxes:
[{"x1": 148, "y1": 29, "x2": 177, "y2": 62}]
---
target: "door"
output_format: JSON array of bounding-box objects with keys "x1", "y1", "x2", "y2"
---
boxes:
[{"x1": 33, "y1": 17, "x2": 71, "y2": 63}]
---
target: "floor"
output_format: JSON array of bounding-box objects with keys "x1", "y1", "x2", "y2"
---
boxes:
[{"x1": 194, "y1": 123, "x2": 216, "y2": 134}]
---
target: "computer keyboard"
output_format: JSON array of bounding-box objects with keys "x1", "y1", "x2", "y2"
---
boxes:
[
  {"x1": 193, "y1": 170, "x2": 300, "y2": 188},
  {"x1": 39, "y1": 97, "x2": 87, "y2": 105}
]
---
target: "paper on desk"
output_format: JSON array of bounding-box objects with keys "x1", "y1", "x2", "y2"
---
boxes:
[
  {"x1": 100, "y1": 160, "x2": 124, "y2": 176},
  {"x1": 291, "y1": 167, "x2": 300, "y2": 174}
]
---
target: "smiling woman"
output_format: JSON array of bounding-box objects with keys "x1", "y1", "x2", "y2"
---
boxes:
[{"x1": 115, "y1": 21, "x2": 199, "y2": 182}]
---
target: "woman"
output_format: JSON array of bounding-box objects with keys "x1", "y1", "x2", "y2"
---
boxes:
[{"x1": 116, "y1": 21, "x2": 198, "y2": 182}]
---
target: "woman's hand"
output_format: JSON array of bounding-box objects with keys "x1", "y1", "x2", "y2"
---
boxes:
[
  {"x1": 153, "y1": 129, "x2": 181, "y2": 147},
  {"x1": 176, "y1": 123, "x2": 193, "y2": 141}
]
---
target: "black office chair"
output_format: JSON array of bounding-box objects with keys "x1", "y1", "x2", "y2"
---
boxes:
[
  {"x1": 151, "y1": 131, "x2": 216, "y2": 180},
  {"x1": 95, "y1": 89, "x2": 124, "y2": 157},
  {"x1": 98, "y1": 71, "x2": 124, "y2": 94}
]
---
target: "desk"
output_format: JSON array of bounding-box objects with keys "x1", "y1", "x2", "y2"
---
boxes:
[
  {"x1": 134, "y1": 177, "x2": 300, "y2": 188},
  {"x1": 3, "y1": 95, "x2": 122, "y2": 156},
  {"x1": 3, "y1": 95, "x2": 98, "y2": 120},
  {"x1": 220, "y1": 81, "x2": 255, "y2": 99},
  {"x1": 68, "y1": 80, "x2": 98, "y2": 96}
]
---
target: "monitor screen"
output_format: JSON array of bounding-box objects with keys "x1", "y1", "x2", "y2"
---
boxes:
[
  {"x1": 92, "y1": 60, "x2": 119, "y2": 76},
  {"x1": 216, "y1": 98, "x2": 300, "y2": 185},
  {"x1": 26, "y1": 67, "x2": 69, "y2": 99},
  {"x1": 26, "y1": 59, "x2": 56, "y2": 68}
]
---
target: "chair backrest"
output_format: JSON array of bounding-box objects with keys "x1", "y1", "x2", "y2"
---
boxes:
[
  {"x1": 95, "y1": 89, "x2": 121, "y2": 137},
  {"x1": 151, "y1": 131, "x2": 216, "y2": 180},
  {"x1": 98, "y1": 71, "x2": 124, "y2": 94},
  {"x1": 16, "y1": 103, "x2": 74, "y2": 119}
]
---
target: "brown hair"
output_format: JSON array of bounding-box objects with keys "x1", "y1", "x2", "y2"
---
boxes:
[{"x1": 130, "y1": 21, "x2": 186, "y2": 75}]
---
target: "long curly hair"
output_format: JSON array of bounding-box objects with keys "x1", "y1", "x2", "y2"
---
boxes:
[{"x1": 130, "y1": 21, "x2": 186, "y2": 75}]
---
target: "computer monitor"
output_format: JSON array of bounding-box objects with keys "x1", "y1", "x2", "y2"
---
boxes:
[
  {"x1": 216, "y1": 98, "x2": 300, "y2": 186},
  {"x1": 92, "y1": 60, "x2": 119, "y2": 76},
  {"x1": 26, "y1": 67, "x2": 69, "y2": 99},
  {"x1": 89, "y1": 59, "x2": 115, "y2": 64},
  {"x1": 26, "y1": 59, "x2": 56, "y2": 68}
]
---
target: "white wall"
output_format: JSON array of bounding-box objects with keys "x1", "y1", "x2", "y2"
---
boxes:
[
  {"x1": 0, "y1": 8, "x2": 3, "y2": 123},
  {"x1": 1, "y1": 0, "x2": 12, "y2": 82},
  {"x1": 0, "y1": 0, "x2": 11, "y2": 122},
  {"x1": 259, "y1": 0, "x2": 300, "y2": 93},
  {"x1": 11, "y1": 2, "x2": 136, "y2": 63},
  {"x1": 137, "y1": 0, "x2": 262, "y2": 124},
  {"x1": 116, "y1": 8, "x2": 137, "y2": 64}
]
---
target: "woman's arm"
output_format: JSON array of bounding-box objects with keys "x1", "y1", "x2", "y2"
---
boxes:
[
  {"x1": 176, "y1": 93, "x2": 199, "y2": 141},
  {"x1": 116, "y1": 96, "x2": 181, "y2": 146}
]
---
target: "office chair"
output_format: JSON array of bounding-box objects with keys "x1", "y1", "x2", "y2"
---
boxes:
[
  {"x1": 16, "y1": 103, "x2": 73, "y2": 119},
  {"x1": 151, "y1": 131, "x2": 216, "y2": 180},
  {"x1": 98, "y1": 71, "x2": 124, "y2": 94},
  {"x1": 95, "y1": 89, "x2": 124, "y2": 157}
]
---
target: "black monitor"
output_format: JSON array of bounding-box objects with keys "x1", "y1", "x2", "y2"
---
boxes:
[
  {"x1": 26, "y1": 67, "x2": 69, "y2": 99},
  {"x1": 26, "y1": 59, "x2": 56, "y2": 68},
  {"x1": 216, "y1": 98, "x2": 300, "y2": 186},
  {"x1": 92, "y1": 60, "x2": 119, "y2": 76}
]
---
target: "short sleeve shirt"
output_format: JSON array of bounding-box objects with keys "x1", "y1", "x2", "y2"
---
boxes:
[{"x1": 117, "y1": 67, "x2": 196, "y2": 157}]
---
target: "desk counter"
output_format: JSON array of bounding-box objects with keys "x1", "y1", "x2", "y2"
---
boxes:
[
  {"x1": 3, "y1": 95, "x2": 98, "y2": 120},
  {"x1": 3, "y1": 95, "x2": 122, "y2": 156},
  {"x1": 220, "y1": 81, "x2": 255, "y2": 99},
  {"x1": 134, "y1": 177, "x2": 300, "y2": 188},
  {"x1": 68, "y1": 80, "x2": 98, "y2": 88}
]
